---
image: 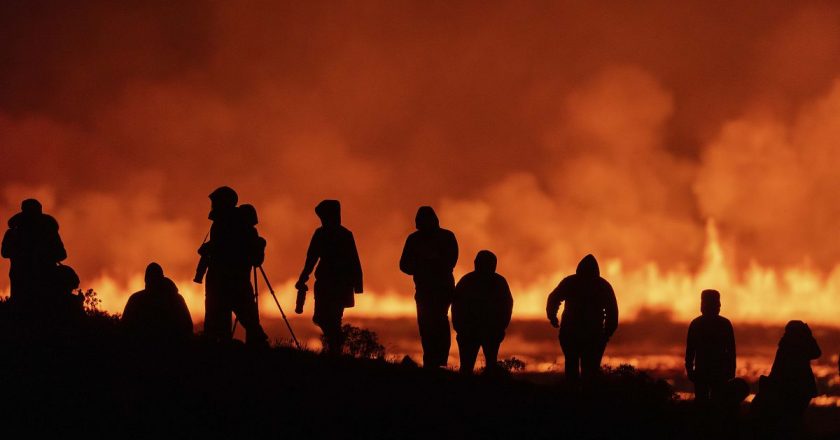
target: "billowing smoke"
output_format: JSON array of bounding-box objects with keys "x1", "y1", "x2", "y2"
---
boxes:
[{"x1": 3, "y1": 1, "x2": 840, "y2": 323}]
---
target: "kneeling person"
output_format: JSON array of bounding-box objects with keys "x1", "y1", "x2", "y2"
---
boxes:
[{"x1": 452, "y1": 250, "x2": 513, "y2": 374}]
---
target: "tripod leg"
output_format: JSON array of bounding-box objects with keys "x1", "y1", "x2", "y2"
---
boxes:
[{"x1": 258, "y1": 266, "x2": 302, "y2": 349}]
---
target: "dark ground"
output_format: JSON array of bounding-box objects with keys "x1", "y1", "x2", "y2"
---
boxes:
[{"x1": 1, "y1": 307, "x2": 839, "y2": 439}]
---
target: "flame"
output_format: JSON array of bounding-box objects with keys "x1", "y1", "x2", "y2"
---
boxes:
[{"x1": 11, "y1": 219, "x2": 831, "y2": 326}]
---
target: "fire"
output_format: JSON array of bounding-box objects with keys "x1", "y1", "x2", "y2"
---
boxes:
[{"x1": 16, "y1": 219, "x2": 834, "y2": 326}]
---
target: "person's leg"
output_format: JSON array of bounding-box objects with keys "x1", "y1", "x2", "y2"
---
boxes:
[
  {"x1": 416, "y1": 295, "x2": 450, "y2": 367},
  {"x1": 580, "y1": 340, "x2": 603, "y2": 381},
  {"x1": 482, "y1": 338, "x2": 501, "y2": 372},
  {"x1": 314, "y1": 291, "x2": 345, "y2": 355},
  {"x1": 203, "y1": 278, "x2": 232, "y2": 341},
  {"x1": 457, "y1": 335, "x2": 480, "y2": 374},
  {"x1": 430, "y1": 297, "x2": 451, "y2": 367},
  {"x1": 560, "y1": 335, "x2": 581, "y2": 383},
  {"x1": 230, "y1": 277, "x2": 267, "y2": 345},
  {"x1": 694, "y1": 380, "x2": 711, "y2": 403}
]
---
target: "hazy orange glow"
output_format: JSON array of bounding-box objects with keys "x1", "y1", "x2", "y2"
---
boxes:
[{"x1": 3, "y1": 1, "x2": 840, "y2": 332}]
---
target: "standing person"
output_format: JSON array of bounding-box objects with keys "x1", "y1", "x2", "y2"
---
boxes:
[
  {"x1": 399, "y1": 206, "x2": 458, "y2": 368},
  {"x1": 546, "y1": 254, "x2": 618, "y2": 383},
  {"x1": 295, "y1": 200, "x2": 363, "y2": 355},
  {"x1": 2, "y1": 199, "x2": 67, "y2": 312},
  {"x1": 753, "y1": 320, "x2": 822, "y2": 438},
  {"x1": 196, "y1": 186, "x2": 268, "y2": 346},
  {"x1": 452, "y1": 250, "x2": 513, "y2": 374},
  {"x1": 685, "y1": 289, "x2": 736, "y2": 404}
]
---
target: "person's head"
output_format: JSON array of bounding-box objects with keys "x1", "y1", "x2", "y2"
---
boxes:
[
  {"x1": 701, "y1": 289, "x2": 721, "y2": 316},
  {"x1": 54, "y1": 264, "x2": 80, "y2": 294},
  {"x1": 21, "y1": 199, "x2": 42, "y2": 216},
  {"x1": 239, "y1": 204, "x2": 258, "y2": 226},
  {"x1": 208, "y1": 186, "x2": 238, "y2": 214},
  {"x1": 415, "y1": 206, "x2": 440, "y2": 231},
  {"x1": 575, "y1": 254, "x2": 599, "y2": 278},
  {"x1": 784, "y1": 320, "x2": 812, "y2": 339},
  {"x1": 144, "y1": 262, "x2": 165, "y2": 289},
  {"x1": 315, "y1": 200, "x2": 341, "y2": 226},
  {"x1": 474, "y1": 250, "x2": 497, "y2": 273}
]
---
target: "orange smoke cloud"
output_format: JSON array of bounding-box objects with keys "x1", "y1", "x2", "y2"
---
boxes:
[{"x1": 2, "y1": 1, "x2": 840, "y2": 326}]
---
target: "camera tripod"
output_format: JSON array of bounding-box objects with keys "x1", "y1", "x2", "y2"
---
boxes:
[{"x1": 231, "y1": 265, "x2": 302, "y2": 349}]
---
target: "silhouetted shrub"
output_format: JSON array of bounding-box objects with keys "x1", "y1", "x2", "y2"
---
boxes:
[
  {"x1": 322, "y1": 324, "x2": 385, "y2": 360},
  {"x1": 600, "y1": 364, "x2": 677, "y2": 405},
  {"x1": 498, "y1": 357, "x2": 527, "y2": 373}
]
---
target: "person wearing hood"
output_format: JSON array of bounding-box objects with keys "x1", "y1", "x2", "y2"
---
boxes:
[
  {"x1": 546, "y1": 254, "x2": 618, "y2": 382},
  {"x1": 752, "y1": 320, "x2": 822, "y2": 437},
  {"x1": 295, "y1": 200, "x2": 363, "y2": 355},
  {"x1": 399, "y1": 206, "x2": 458, "y2": 368},
  {"x1": 122, "y1": 263, "x2": 194, "y2": 345},
  {"x1": 197, "y1": 186, "x2": 268, "y2": 346},
  {"x1": 2, "y1": 199, "x2": 67, "y2": 310},
  {"x1": 452, "y1": 250, "x2": 513, "y2": 374}
]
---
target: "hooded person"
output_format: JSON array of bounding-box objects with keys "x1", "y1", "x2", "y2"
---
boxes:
[
  {"x1": 2, "y1": 199, "x2": 67, "y2": 309},
  {"x1": 546, "y1": 254, "x2": 618, "y2": 382},
  {"x1": 452, "y1": 250, "x2": 513, "y2": 374},
  {"x1": 685, "y1": 289, "x2": 736, "y2": 404},
  {"x1": 295, "y1": 200, "x2": 363, "y2": 355},
  {"x1": 197, "y1": 186, "x2": 268, "y2": 345},
  {"x1": 752, "y1": 320, "x2": 822, "y2": 437},
  {"x1": 399, "y1": 206, "x2": 458, "y2": 368},
  {"x1": 122, "y1": 263, "x2": 194, "y2": 345}
]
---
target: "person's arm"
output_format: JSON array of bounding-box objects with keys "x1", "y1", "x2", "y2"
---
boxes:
[
  {"x1": 726, "y1": 320, "x2": 737, "y2": 379},
  {"x1": 349, "y1": 232, "x2": 363, "y2": 293},
  {"x1": 446, "y1": 231, "x2": 458, "y2": 271},
  {"x1": 1, "y1": 229, "x2": 14, "y2": 259},
  {"x1": 451, "y1": 278, "x2": 464, "y2": 334},
  {"x1": 296, "y1": 230, "x2": 321, "y2": 291},
  {"x1": 604, "y1": 282, "x2": 618, "y2": 338},
  {"x1": 501, "y1": 277, "x2": 513, "y2": 330},
  {"x1": 546, "y1": 279, "x2": 567, "y2": 328},
  {"x1": 399, "y1": 235, "x2": 415, "y2": 276},
  {"x1": 176, "y1": 296, "x2": 194, "y2": 338},
  {"x1": 685, "y1": 323, "x2": 696, "y2": 380}
]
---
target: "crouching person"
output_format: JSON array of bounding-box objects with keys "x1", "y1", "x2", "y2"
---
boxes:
[
  {"x1": 122, "y1": 263, "x2": 194, "y2": 347},
  {"x1": 452, "y1": 250, "x2": 513, "y2": 374}
]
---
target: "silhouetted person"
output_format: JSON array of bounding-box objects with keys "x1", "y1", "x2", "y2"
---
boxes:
[
  {"x1": 546, "y1": 254, "x2": 618, "y2": 383},
  {"x1": 452, "y1": 250, "x2": 513, "y2": 374},
  {"x1": 399, "y1": 206, "x2": 458, "y2": 368},
  {"x1": 685, "y1": 289, "x2": 736, "y2": 404},
  {"x1": 295, "y1": 200, "x2": 363, "y2": 355},
  {"x1": 2, "y1": 199, "x2": 67, "y2": 312},
  {"x1": 196, "y1": 187, "x2": 268, "y2": 345},
  {"x1": 753, "y1": 320, "x2": 821, "y2": 438},
  {"x1": 122, "y1": 263, "x2": 193, "y2": 345}
]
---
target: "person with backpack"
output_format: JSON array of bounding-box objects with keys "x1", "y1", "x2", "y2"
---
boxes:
[
  {"x1": 2, "y1": 199, "x2": 67, "y2": 313},
  {"x1": 196, "y1": 186, "x2": 268, "y2": 346}
]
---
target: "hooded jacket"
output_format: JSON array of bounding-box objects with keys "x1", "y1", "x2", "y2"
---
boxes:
[
  {"x1": 298, "y1": 200, "x2": 363, "y2": 302},
  {"x1": 399, "y1": 207, "x2": 458, "y2": 296},
  {"x1": 122, "y1": 276, "x2": 194, "y2": 343},
  {"x1": 769, "y1": 321, "x2": 822, "y2": 403},
  {"x1": 546, "y1": 255, "x2": 618, "y2": 339},
  {"x1": 452, "y1": 251, "x2": 513, "y2": 339}
]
